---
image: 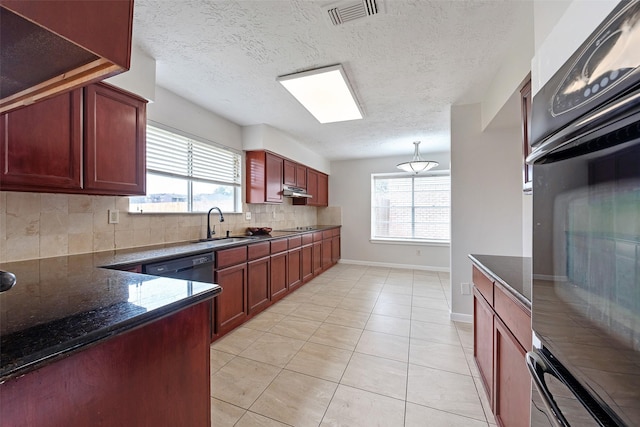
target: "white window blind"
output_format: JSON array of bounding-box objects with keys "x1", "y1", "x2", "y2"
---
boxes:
[
  {"x1": 146, "y1": 125, "x2": 240, "y2": 185},
  {"x1": 371, "y1": 173, "x2": 450, "y2": 242}
]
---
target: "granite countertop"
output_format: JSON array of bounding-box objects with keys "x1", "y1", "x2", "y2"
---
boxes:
[
  {"x1": 468, "y1": 254, "x2": 532, "y2": 308},
  {"x1": 0, "y1": 225, "x2": 340, "y2": 382}
]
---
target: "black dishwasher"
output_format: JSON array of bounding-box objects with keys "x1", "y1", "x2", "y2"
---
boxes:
[{"x1": 144, "y1": 253, "x2": 215, "y2": 283}]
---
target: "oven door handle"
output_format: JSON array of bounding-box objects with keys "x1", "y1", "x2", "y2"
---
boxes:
[{"x1": 527, "y1": 350, "x2": 571, "y2": 427}]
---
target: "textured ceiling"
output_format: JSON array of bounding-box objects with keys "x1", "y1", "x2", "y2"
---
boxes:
[{"x1": 132, "y1": 0, "x2": 530, "y2": 161}]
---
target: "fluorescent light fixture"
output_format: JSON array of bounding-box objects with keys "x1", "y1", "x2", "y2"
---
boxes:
[{"x1": 277, "y1": 64, "x2": 363, "y2": 123}]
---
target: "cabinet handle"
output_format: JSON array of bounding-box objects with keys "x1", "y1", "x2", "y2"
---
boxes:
[{"x1": 526, "y1": 350, "x2": 570, "y2": 427}]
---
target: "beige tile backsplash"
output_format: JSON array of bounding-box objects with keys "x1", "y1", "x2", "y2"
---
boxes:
[{"x1": 0, "y1": 191, "x2": 340, "y2": 262}]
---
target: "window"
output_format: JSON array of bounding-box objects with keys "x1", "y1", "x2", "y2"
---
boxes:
[
  {"x1": 129, "y1": 124, "x2": 242, "y2": 213},
  {"x1": 371, "y1": 172, "x2": 450, "y2": 243}
]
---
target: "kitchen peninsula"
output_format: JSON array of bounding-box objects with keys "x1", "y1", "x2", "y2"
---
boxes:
[{"x1": 0, "y1": 251, "x2": 221, "y2": 427}]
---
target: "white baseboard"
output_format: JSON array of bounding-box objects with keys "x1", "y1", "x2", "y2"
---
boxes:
[
  {"x1": 339, "y1": 259, "x2": 450, "y2": 273},
  {"x1": 450, "y1": 312, "x2": 473, "y2": 323}
]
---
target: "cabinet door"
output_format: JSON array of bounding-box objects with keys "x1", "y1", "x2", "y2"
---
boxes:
[
  {"x1": 283, "y1": 159, "x2": 297, "y2": 187},
  {"x1": 247, "y1": 257, "x2": 270, "y2": 315},
  {"x1": 321, "y1": 238, "x2": 332, "y2": 270},
  {"x1": 270, "y1": 251, "x2": 288, "y2": 302},
  {"x1": 331, "y1": 236, "x2": 341, "y2": 264},
  {"x1": 316, "y1": 172, "x2": 328, "y2": 206},
  {"x1": 296, "y1": 164, "x2": 307, "y2": 189},
  {"x1": 473, "y1": 288, "x2": 494, "y2": 407},
  {"x1": 494, "y1": 316, "x2": 531, "y2": 427},
  {"x1": 0, "y1": 89, "x2": 82, "y2": 191},
  {"x1": 301, "y1": 244, "x2": 314, "y2": 283},
  {"x1": 312, "y1": 241, "x2": 322, "y2": 276},
  {"x1": 307, "y1": 169, "x2": 318, "y2": 205},
  {"x1": 265, "y1": 152, "x2": 283, "y2": 203},
  {"x1": 214, "y1": 263, "x2": 247, "y2": 336},
  {"x1": 288, "y1": 247, "x2": 302, "y2": 290},
  {"x1": 83, "y1": 83, "x2": 146, "y2": 195}
]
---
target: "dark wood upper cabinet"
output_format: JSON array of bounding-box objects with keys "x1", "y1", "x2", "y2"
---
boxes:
[
  {"x1": 246, "y1": 150, "x2": 283, "y2": 204},
  {"x1": 0, "y1": 0, "x2": 133, "y2": 113},
  {"x1": 247, "y1": 150, "x2": 327, "y2": 206},
  {"x1": 293, "y1": 168, "x2": 328, "y2": 207},
  {"x1": 84, "y1": 83, "x2": 146, "y2": 195},
  {"x1": 283, "y1": 159, "x2": 307, "y2": 189},
  {"x1": 520, "y1": 77, "x2": 532, "y2": 193},
  {"x1": 0, "y1": 89, "x2": 82, "y2": 191},
  {"x1": 0, "y1": 82, "x2": 147, "y2": 196}
]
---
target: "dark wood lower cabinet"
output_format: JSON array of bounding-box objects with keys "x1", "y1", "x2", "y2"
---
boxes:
[
  {"x1": 0, "y1": 302, "x2": 211, "y2": 427},
  {"x1": 474, "y1": 287, "x2": 494, "y2": 402},
  {"x1": 312, "y1": 241, "x2": 322, "y2": 275},
  {"x1": 494, "y1": 316, "x2": 531, "y2": 427},
  {"x1": 270, "y1": 251, "x2": 288, "y2": 302},
  {"x1": 321, "y1": 237, "x2": 332, "y2": 270},
  {"x1": 214, "y1": 263, "x2": 247, "y2": 336},
  {"x1": 247, "y1": 256, "x2": 270, "y2": 315},
  {"x1": 288, "y1": 247, "x2": 302, "y2": 290},
  {"x1": 301, "y1": 244, "x2": 314, "y2": 283},
  {"x1": 211, "y1": 228, "x2": 340, "y2": 342},
  {"x1": 472, "y1": 263, "x2": 531, "y2": 427}
]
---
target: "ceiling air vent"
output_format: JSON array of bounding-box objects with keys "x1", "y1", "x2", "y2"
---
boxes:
[{"x1": 327, "y1": 0, "x2": 380, "y2": 26}]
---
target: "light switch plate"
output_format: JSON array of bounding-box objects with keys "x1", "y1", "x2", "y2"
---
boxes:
[
  {"x1": 108, "y1": 209, "x2": 120, "y2": 224},
  {"x1": 245, "y1": 212, "x2": 251, "y2": 220}
]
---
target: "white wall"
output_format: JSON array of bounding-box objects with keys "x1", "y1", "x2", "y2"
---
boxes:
[
  {"x1": 105, "y1": 46, "x2": 157, "y2": 102},
  {"x1": 450, "y1": 103, "x2": 523, "y2": 319},
  {"x1": 330, "y1": 154, "x2": 451, "y2": 271},
  {"x1": 480, "y1": 0, "x2": 534, "y2": 131},
  {"x1": 242, "y1": 124, "x2": 330, "y2": 174},
  {"x1": 148, "y1": 86, "x2": 243, "y2": 151},
  {"x1": 532, "y1": 0, "x2": 618, "y2": 94}
]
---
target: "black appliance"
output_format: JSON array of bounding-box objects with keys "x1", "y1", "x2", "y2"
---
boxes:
[
  {"x1": 527, "y1": 1, "x2": 640, "y2": 426},
  {"x1": 144, "y1": 252, "x2": 215, "y2": 284}
]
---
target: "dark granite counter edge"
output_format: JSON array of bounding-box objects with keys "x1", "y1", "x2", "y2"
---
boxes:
[
  {"x1": 0, "y1": 285, "x2": 221, "y2": 383},
  {"x1": 103, "y1": 225, "x2": 341, "y2": 269},
  {"x1": 468, "y1": 254, "x2": 531, "y2": 309}
]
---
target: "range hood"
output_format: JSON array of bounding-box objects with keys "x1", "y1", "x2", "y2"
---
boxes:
[{"x1": 283, "y1": 186, "x2": 312, "y2": 198}]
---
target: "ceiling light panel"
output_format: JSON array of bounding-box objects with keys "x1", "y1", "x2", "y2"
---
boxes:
[{"x1": 277, "y1": 65, "x2": 363, "y2": 124}]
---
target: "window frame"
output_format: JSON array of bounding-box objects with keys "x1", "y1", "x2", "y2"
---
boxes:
[
  {"x1": 370, "y1": 171, "x2": 451, "y2": 246},
  {"x1": 129, "y1": 121, "x2": 243, "y2": 214}
]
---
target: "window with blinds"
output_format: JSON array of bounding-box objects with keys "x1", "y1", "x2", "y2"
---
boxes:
[
  {"x1": 371, "y1": 172, "x2": 450, "y2": 243},
  {"x1": 129, "y1": 124, "x2": 242, "y2": 213}
]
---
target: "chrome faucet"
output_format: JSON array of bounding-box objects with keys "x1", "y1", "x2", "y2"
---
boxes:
[{"x1": 207, "y1": 207, "x2": 225, "y2": 239}]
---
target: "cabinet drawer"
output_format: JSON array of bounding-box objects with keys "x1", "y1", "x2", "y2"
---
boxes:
[
  {"x1": 472, "y1": 266, "x2": 494, "y2": 306},
  {"x1": 313, "y1": 231, "x2": 323, "y2": 242},
  {"x1": 288, "y1": 235, "x2": 301, "y2": 248},
  {"x1": 322, "y1": 230, "x2": 332, "y2": 240},
  {"x1": 216, "y1": 246, "x2": 247, "y2": 269},
  {"x1": 302, "y1": 233, "x2": 313, "y2": 245},
  {"x1": 494, "y1": 283, "x2": 532, "y2": 351},
  {"x1": 248, "y1": 241, "x2": 270, "y2": 260},
  {"x1": 331, "y1": 228, "x2": 340, "y2": 237},
  {"x1": 271, "y1": 238, "x2": 288, "y2": 254}
]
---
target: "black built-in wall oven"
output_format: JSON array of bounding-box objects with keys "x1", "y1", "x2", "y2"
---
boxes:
[{"x1": 527, "y1": 1, "x2": 640, "y2": 426}]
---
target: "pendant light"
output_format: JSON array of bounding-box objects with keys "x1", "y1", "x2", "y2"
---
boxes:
[{"x1": 397, "y1": 141, "x2": 439, "y2": 173}]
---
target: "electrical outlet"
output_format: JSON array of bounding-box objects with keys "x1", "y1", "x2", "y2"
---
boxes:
[
  {"x1": 245, "y1": 212, "x2": 251, "y2": 220},
  {"x1": 108, "y1": 209, "x2": 119, "y2": 224},
  {"x1": 272, "y1": 211, "x2": 276, "y2": 219},
  {"x1": 461, "y1": 283, "x2": 471, "y2": 295}
]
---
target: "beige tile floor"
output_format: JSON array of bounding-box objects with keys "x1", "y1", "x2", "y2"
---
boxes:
[{"x1": 210, "y1": 264, "x2": 496, "y2": 427}]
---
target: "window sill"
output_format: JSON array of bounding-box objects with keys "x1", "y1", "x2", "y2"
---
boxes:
[{"x1": 370, "y1": 238, "x2": 450, "y2": 247}]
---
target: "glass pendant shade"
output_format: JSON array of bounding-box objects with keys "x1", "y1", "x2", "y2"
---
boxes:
[{"x1": 397, "y1": 141, "x2": 439, "y2": 173}]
